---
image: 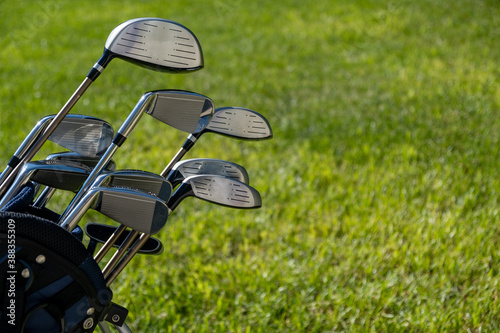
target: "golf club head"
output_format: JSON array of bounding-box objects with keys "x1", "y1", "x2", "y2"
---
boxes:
[
  {"x1": 104, "y1": 18, "x2": 204, "y2": 73},
  {"x1": 64, "y1": 186, "x2": 169, "y2": 234},
  {"x1": 95, "y1": 170, "x2": 172, "y2": 201},
  {"x1": 11, "y1": 115, "x2": 114, "y2": 163},
  {"x1": 0, "y1": 160, "x2": 93, "y2": 208},
  {"x1": 46, "y1": 115, "x2": 114, "y2": 157},
  {"x1": 203, "y1": 107, "x2": 273, "y2": 140},
  {"x1": 145, "y1": 90, "x2": 214, "y2": 133},
  {"x1": 168, "y1": 158, "x2": 250, "y2": 187},
  {"x1": 169, "y1": 174, "x2": 262, "y2": 211},
  {"x1": 85, "y1": 223, "x2": 164, "y2": 255},
  {"x1": 46, "y1": 151, "x2": 117, "y2": 171}
]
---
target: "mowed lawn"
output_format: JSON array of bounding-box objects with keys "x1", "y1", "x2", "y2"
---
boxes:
[{"x1": 1, "y1": 0, "x2": 500, "y2": 332}]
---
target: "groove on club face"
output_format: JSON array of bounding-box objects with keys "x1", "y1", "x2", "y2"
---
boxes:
[
  {"x1": 146, "y1": 90, "x2": 214, "y2": 133},
  {"x1": 47, "y1": 115, "x2": 114, "y2": 157},
  {"x1": 169, "y1": 158, "x2": 250, "y2": 187},
  {"x1": 205, "y1": 107, "x2": 273, "y2": 139},
  {"x1": 105, "y1": 18, "x2": 204, "y2": 72}
]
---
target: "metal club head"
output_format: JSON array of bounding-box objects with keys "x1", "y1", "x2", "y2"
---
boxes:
[
  {"x1": 11, "y1": 115, "x2": 114, "y2": 162},
  {"x1": 62, "y1": 186, "x2": 169, "y2": 234},
  {"x1": 0, "y1": 160, "x2": 93, "y2": 208},
  {"x1": 202, "y1": 107, "x2": 273, "y2": 140},
  {"x1": 47, "y1": 115, "x2": 114, "y2": 157},
  {"x1": 168, "y1": 174, "x2": 262, "y2": 211},
  {"x1": 145, "y1": 90, "x2": 214, "y2": 133},
  {"x1": 167, "y1": 158, "x2": 250, "y2": 187},
  {"x1": 103, "y1": 18, "x2": 204, "y2": 73},
  {"x1": 94, "y1": 170, "x2": 172, "y2": 201}
]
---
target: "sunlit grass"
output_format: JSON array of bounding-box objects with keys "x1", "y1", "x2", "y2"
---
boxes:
[{"x1": 1, "y1": 0, "x2": 500, "y2": 331}]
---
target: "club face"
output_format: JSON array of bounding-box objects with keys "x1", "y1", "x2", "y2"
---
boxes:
[
  {"x1": 145, "y1": 90, "x2": 214, "y2": 133},
  {"x1": 91, "y1": 186, "x2": 169, "y2": 234},
  {"x1": 100, "y1": 170, "x2": 172, "y2": 201},
  {"x1": 184, "y1": 175, "x2": 261, "y2": 209},
  {"x1": 169, "y1": 158, "x2": 250, "y2": 187},
  {"x1": 48, "y1": 115, "x2": 114, "y2": 157},
  {"x1": 105, "y1": 18, "x2": 204, "y2": 73},
  {"x1": 205, "y1": 107, "x2": 273, "y2": 140}
]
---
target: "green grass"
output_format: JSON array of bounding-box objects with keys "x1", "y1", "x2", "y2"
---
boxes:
[{"x1": 2, "y1": 0, "x2": 500, "y2": 331}]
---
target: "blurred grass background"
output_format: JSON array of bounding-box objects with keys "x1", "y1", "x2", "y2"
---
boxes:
[{"x1": 1, "y1": 0, "x2": 500, "y2": 331}]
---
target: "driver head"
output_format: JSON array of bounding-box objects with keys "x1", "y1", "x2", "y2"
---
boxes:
[{"x1": 105, "y1": 18, "x2": 204, "y2": 73}]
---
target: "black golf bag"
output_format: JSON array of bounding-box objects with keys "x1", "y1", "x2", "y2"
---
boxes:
[{"x1": 0, "y1": 183, "x2": 120, "y2": 332}]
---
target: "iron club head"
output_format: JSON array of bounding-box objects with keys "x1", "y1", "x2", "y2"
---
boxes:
[{"x1": 62, "y1": 186, "x2": 169, "y2": 234}]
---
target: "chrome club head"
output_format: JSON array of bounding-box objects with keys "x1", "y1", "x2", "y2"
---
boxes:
[
  {"x1": 47, "y1": 115, "x2": 114, "y2": 157},
  {"x1": 168, "y1": 174, "x2": 262, "y2": 211},
  {"x1": 145, "y1": 90, "x2": 214, "y2": 133},
  {"x1": 0, "y1": 160, "x2": 93, "y2": 208},
  {"x1": 100, "y1": 18, "x2": 204, "y2": 73},
  {"x1": 62, "y1": 186, "x2": 169, "y2": 234},
  {"x1": 203, "y1": 107, "x2": 273, "y2": 140},
  {"x1": 167, "y1": 158, "x2": 250, "y2": 187}
]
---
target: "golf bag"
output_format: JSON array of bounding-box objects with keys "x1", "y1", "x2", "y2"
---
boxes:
[{"x1": 0, "y1": 183, "x2": 119, "y2": 332}]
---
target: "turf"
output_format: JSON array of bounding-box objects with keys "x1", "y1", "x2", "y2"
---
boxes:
[{"x1": 1, "y1": 0, "x2": 500, "y2": 331}]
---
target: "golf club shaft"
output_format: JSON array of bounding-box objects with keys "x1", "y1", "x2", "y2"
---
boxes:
[
  {"x1": 105, "y1": 232, "x2": 150, "y2": 286},
  {"x1": 161, "y1": 147, "x2": 187, "y2": 177},
  {"x1": 94, "y1": 224, "x2": 127, "y2": 263},
  {"x1": 33, "y1": 186, "x2": 57, "y2": 207},
  {"x1": 0, "y1": 77, "x2": 94, "y2": 198},
  {"x1": 102, "y1": 230, "x2": 140, "y2": 279}
]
